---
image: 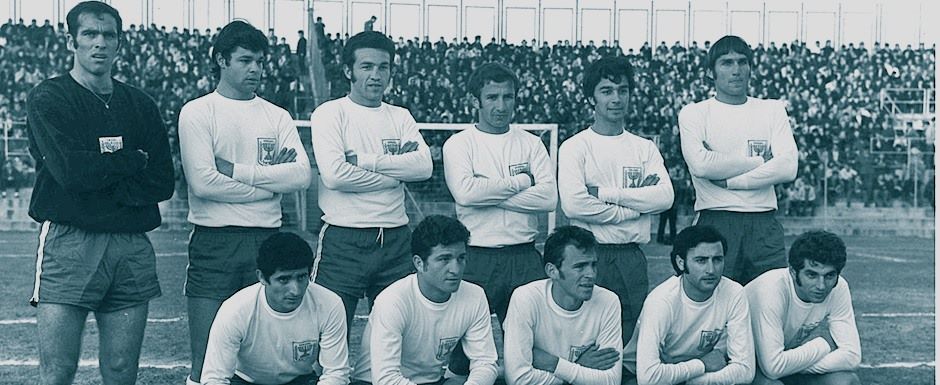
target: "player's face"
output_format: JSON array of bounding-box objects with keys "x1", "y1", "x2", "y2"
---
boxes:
[
  {"x1": 346, "y1": 48, "x2": 391, "y2": 107},
  {"x1": 791, "y1": 260, "x2": 839, "y2": 303},
  {"x1": 260, "y1": 267, "x2": 311, "y2": 313},
  {"x1": 591, "y1": 76, "x2": 631, "y2": 124},
  {"x1": 712, "y1": 51, "x2": 750, "y2": 102},
  {"x1": 678, "y1": 242, "x2": 724, "y2": 301},
  {"x1": 68, "y1": 12, "x2": 119, "y2": 77},
  {"x1": 476, "y1": 80, "x2": 515, "y2": 133},
  {"x1": 550, "y1": 245, "x2": 597, "y2": 307},
  {"x1": 219, "y1": 46, "x2": 264, "y2": 96},
  {"x1": 414, "y1": 242, "x2": 467, "y2": 302}
]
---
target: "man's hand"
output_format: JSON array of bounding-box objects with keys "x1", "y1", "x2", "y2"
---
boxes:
[
  {"x1": 699, "y1": 349, "x2": 728, "y2": 373},
  {"x1": 345, "y1": 150, "x2": 358, "y2": 166},
  {"x1": 574, "y1": 344, "x2": 620, "y2": 370},
  {"x1": 709, "y1": 179, "x2": 728, "y2": 188},
  {"x1": 523, "y1": 171, "x2": 535, "y2": 187},
  {"x1": 272, "y1": 148, "x2": 297, "y2": 164},
  {"x1": 587, "y1": 186, "x2": 599, "y2": 198},
  {"x1": 762, "y1": 147, "x2": 774, "y2": 162},
  {"x1": 215, "y1": 157, "x2": 234, "y2": 178},
  {"x1": 532, "y1": 348, "x2": 560, "y2": 373},
  {"x1": 396, "y1": 141, "x2": 419, "y2": 154},
  {"x1": 639, "y1": 174, "x2": 660, "y2": 187},
  {"x1": 802, "y1": 318, "x2": 836, "y2": 351}
]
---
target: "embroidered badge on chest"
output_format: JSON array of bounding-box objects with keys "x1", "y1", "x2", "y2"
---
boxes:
[
  {"x1": 697, "y1": 329, "x2": 724, "y2": 352},
  {"x1": 258, "y1": 138, "x2": 277, "y2": 165},
  {"x1": 623, "y1": 166, "x2": 644, "y2": 188},
  {"x1": 98, "y1": 136, "x2": 123, "y2": 154},
  {"x1": 747, "y1": 140, "x2": 769, "y2": 157},
  {"x1": 568, "y1": 344, "x2": 593, "y2": 361},
  {"x1": 382, "y1": 139, "x2": 401, "y2": 155},
  {"x1": 293, "y1": 340, "x2": 318, "y2": 362},
  {"x1": 436, "y1": 337, "x2": 460, "y2": 360}
]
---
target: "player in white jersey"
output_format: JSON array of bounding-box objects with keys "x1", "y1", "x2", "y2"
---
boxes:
[
  {"x1": 201, "y1": 232, "x2": 350, "y2": 385},
  {"x1": 678, "y1": 35, "x2": 798, "y2": 284},
  {"x1": 559, "y1": 56, "x2": 674, "y2": 343},
  {"x1": 503, "y1": 225, "x2": 623, "y2": 385},
  {"x1": 178, "y1": 20, "x2": 312, "y2": 385},
  {"x1": 309, "y1": 31, "x2": 433, "y2": 332},
  {"x1": 746, "y1": 231, "x2": 861, "y2": 385},
  {"x1": 351, "y1": 215, "x2": 498, "y2": 385},
  {"x1": 622, "y1": 225, "x2": 754, "y2": 385}
]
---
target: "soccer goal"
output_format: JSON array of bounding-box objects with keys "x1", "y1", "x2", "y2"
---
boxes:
[{"x1": 294, "y1": 121, "x2": 560, "y2": 238}]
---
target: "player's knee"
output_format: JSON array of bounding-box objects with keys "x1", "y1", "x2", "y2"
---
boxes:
[
  {"x1": 40, "y1": 361, "x2": 79, "y2": 384},
  {"x1": 100, "y1": 355, "x2": 139, "y2": 377},
  {"x1": 821, "y1": 371, "x2": 861, "y2": 385}
]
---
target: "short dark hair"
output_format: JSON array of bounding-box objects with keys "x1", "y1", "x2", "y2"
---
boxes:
[
  {"x1": 210, "y1": 20, "x2": 268, "y2": 78},
  {"x1": 411, "y1": 215, "x2": 470, "y2": 262},
  {"x1": 467, "y1": 62, "x2": 518, "y2": 101},
  {"x1": 670, "y1": 225, "x2": 727, "y2": 275},
  {"x1": 342, "y1": 31, "x2": 395, "y2": 70},
  {"x1": 788, "y1": 230, "x2": 847, "y2": 273},
  {"x1": 66, "y1": 1, "x2": 122, "y2": 41},
  {"x1": 581, "y1": 56, "x2": 635, "y2": 100},
  {"x1": 707, "y1": 35, "x2": 753, "y2": 72},
  {"x1": 257, "y1": 232, "x2": 314, "y2": 281},
  {"x1": 543, "y1": 226, "x2": 597, "y2": 269}
]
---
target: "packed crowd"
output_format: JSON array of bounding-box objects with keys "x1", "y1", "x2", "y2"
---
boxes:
[{"x1": 0, "y1": 18, "x2": 934, "y2": 210}]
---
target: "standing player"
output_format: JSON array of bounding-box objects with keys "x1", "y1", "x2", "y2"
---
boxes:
[
  {"x1": 310, "y1": 31, "x2": 433, "y2": 330},
  {"x1": 201, "y1": 232, "x2": 350, "y2": 385},
  {"x1": 442, "y1": 62, "x2": 556, "y2": 323},
  {"x1": 179, "y1": 20, "x2": 312, "y2": 385},
  {"x1": 678, "y1": 35, "x2": 798, "y2": 284},
  {"x1": 746, "y1": 231, "x2": 861, "y2": 385},
  {"x1": 622, "y1": 225, "x2": 754, "y2": 385},
  {"x1": 26, "y1": 2, "x2": 175, "y2": 384},
  {"x1": 503, "y1": 226, "x2": 622, "y2": 385},
  {"x1": 350, "y1": 215, "x2": 499, "y2": 385},
  {"x1": 558, "y1": 56, "x2": 674, "y2": 343}
]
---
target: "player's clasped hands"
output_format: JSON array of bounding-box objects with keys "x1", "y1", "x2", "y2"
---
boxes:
[
  {"x1": 699, "y1": 348, "x2": 728, "y2": 373},
  {"x1": 574, "y1": 344, "x2": 620, "y2": 370},
  {"x1": 802, "y1": 318, "x2": 837, "y2": 350},
  {"x1": 395, "y1": 140, "x2": 420, "y2": 155}
]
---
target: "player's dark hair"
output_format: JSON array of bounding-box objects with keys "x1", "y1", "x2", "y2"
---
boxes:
[
  {"x1": 342, "y1": 31, "x2": 395, "y2": 71},
  {"x1": 707, "y1": 35, "x2": 753, "y2": 73},
  {"x1": 210, "y1": 20, "x2": 268, "y2": 79},
  {"x1": 66, "y1": 1, "x2": 122, "y2": 42},
  {"x1": 468, "y1": 62, "x2": 518, "y2": 101},
  {"x1": 788, "y1": 230, "x2": 847, "y2": 274},
  {"x1": 670, "y1": 225, "x2": 727, "y2": 275},
  {"x1": 411, "y1": 215, "x2": 470, "y2": 262},
  {"x1": 581, "y1": 56, "x2": 635, "y2": 101},
  {"x1": 543, "y1": 226, "x2": 597, "y2": 269},
  {"x1": 257, "y1": 232, "x2": 314, "y2": 280}
]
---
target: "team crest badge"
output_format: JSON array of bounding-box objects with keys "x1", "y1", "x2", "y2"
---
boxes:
[
  {"x1": 382, "y1": 139, "x2": 402, "y2": 154},
  {"x1": 98, "y1": 136, "x2": 123, "y2": 154},
  {"x1": 623, "y1": 166, "x2": 644, "y2": 188},
  {"x1": 568, "y1": 344, "x2": 593, "y2": 361},
  {"x1": 698, "y1": 329, "x2": 724, "y2": 352},
  {"x1": 293, "y1": 340, "x2": 318, "y2": 362},
  {"x1": 747, "y1": 140, "x2": 769, "y2": 157},
  {"x1": 509, "y1": 162, "x2": 531, "y2": 176},
  {"x1": 436, "y1": 337, "x2": 460, "y2": 360},
  {"x1": 257, "y1": 138, "x2": 277, "y2": 165}
]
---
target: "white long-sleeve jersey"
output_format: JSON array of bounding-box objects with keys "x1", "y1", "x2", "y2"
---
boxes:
[
  {"x1": 503, "y1": 279, "x2": 623, "y2": 385},
  {"x1": 201, "y1": 282, "x2": 350, "y2": 385},
  {"x1": 745, "y1": 269, "x2": 861, "y2": 379},
  {"x1": 310, "y1": 96, "x2": 433, "y2": 228},
  {"x1": 442, "y1": 126, "x2": 557, "y2": 247},
  {"x1": 678, "y1": 97, "x2": 798, "y2": 212},
  {"x1": 352, "y1": 275, "x2": 498, "y2": 385},
  {"x1": 179, "y1": 91, "x2": 312, "y2": 228},
  {"x1": 622, "y1": 276, "x2": 754, "y2": 385},
  {"x1": 558, "y1": 128, "x2": 673, "y2": 244}
]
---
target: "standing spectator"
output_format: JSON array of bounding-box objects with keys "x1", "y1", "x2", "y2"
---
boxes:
[
  {"x1": 296, "y1": 30, "x2": 307, "y2": 59},
  {"x1": 26, "y1": 2, "x2": 175, "y2": 383},
  {"x1": 364, "y1": 16, "x2": 376, "y2": 32}
]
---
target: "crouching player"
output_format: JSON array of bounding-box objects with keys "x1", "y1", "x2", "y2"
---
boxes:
[
  {"x1": 622, "y1": 225, "x2": 754, "y2": 385},
  {"x1": 746, "y1": 231, "x2": 861, "y2": 385},
  {"x1": 201, "y1": 232, "x2": 350, "y2": 385}
]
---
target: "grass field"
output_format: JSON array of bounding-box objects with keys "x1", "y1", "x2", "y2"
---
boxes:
[{"x1": 0, "y1": 230, "x2": 934, "y2": 385}]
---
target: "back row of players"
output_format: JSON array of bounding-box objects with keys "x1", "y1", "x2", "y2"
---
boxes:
[{"x1": 25, "y1": 2, "x2": 859, "y2": 385}]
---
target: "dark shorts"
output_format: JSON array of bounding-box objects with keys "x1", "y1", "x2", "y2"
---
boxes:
[
  {"x1": 463, "y1": 243, "x2": 545, "y2": 322},
  {"x1": 312, "y1": 224, "x2": 413, "y2": 300},
  {"x1": 596, "y1": 243, "x2": 648, "y2": 344},
  {"x1": 29, "y1": 221, "x2": 161, "y2": 312},
  {"x1": 185, "y1": 225, "x2": 279, "y2": 300},
  {"x1": 231, "y1": 372, "x2": 318, "y2": 385},
  {"x1": 695, "y1": 210, "x2": 787, "y2": 285}
]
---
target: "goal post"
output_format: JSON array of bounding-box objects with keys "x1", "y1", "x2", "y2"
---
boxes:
[{"x1": 295, "y1": 121, "x2": 560, "y2": 237}]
